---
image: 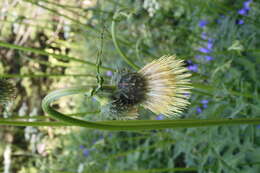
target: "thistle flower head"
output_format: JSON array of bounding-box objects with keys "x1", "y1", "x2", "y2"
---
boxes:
[
  {"x1": 0, "y1": 79, "x2": 16, "y2": 105},
  {"x1": 105, "y1": 70, "x2": 142, "y2": 119},
  {"x1": 108, "y1": 55, "x2": 192, "y2": 119}
]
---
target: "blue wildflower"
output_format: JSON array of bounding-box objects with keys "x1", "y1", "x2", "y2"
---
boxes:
[
  {"x1": 156, "y1": 114, "x2": 164, "y2": 120},
  {"x1": 188, "y1": 64, "x2": 198, "y2": 72},
  {"x1": 207, "y1": 40, "x2": 213, "y2": 49},
  {"x1": 199, "y1": 47, "x2": 211, "y2": 53},
  {"x1": 204, "y1": 56, "x2": 214, "y2": 61},
  {"x1": 257, "y1": 125, "x2": 260, "y2": 129},
  {"x1": 201, "y1": 99, "x2": 208, "y2": 104},
  {"x1": 238, "y1": 0, "x2": 252, "y2": 16},
  {"x1": 79, "y1": 145, "x2": 85, "y2": 149},
  {"x1": 186, "y1": 60, "x2": 199, "y2": 72},
  {"x1": 197, "y1": 107, "x2": 202, "y2": 114},
  {"x1": 83, "y1": 149, "x2": 90, "y2": 157},
  {"x1": 79, "y1": 145, "x2": 90, "y2": 157},
  {"x1": 196, "y1": 100, "x2": 209, "y2": 113},
  {"x1": 238, "y1": 8, "x2": 248, "y2": 15},
  {"x1": 236, "y1": 19, "x2": 244, "y2": 25},
  {"x1": 243, "y1": 0, "x2": 252, "y2": 9},
  {"x1": 201, "y1": 99, "x2": 209, "y2": 108},
  {"x1": 198, "y1": 20, "x2": 208, "y2": 28}
]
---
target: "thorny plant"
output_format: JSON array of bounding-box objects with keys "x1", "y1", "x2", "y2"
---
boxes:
[{"x1": 0, "y1": 11, "x2": 259, "y2": 131}]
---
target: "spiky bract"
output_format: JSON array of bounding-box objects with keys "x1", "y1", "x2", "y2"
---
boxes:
[{"x1": 107, "y1": 70, "x2": 146, "y2": 119}]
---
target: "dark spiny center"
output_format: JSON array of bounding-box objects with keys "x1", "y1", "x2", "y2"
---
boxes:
[{"x1": 117, "y1": 72, "x2": 147, "y2": 104}]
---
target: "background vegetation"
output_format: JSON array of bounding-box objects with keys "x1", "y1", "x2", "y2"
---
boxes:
[{"x1": 0, "y1": 0, "x2": 260, "y2": 172}]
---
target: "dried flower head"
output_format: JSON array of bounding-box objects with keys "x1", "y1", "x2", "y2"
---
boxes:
[
  {"x1": 0, "y1": 79, "x2": 16, "y2": 105},
  {"x1": 108, "y1": 55, "x2": 192, "y2": 118}
]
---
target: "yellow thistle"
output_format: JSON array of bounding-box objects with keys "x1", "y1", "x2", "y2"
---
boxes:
[{"x1": 109, "y1": 55, "x2": 192, "y2": 118}]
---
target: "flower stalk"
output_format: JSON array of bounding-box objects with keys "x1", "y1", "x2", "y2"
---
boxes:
[{"x1": 39, "y1": 85, "x2": 259, "y2": 131}]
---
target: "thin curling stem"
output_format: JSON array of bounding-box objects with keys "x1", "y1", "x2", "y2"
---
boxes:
[
  {"x1": 41, "y1": 85, "x2": 260, "y2": 131},
  {"x1": 111, "y1": 15, "x2": 140, "y2": 71}
]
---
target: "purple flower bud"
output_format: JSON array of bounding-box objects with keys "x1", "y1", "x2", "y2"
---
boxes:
[
  {"x1": 79, "y1": 145, "x2": 85, "y2": 149},
  {"x1": 257, "y1": 125, "x2": 260, "y2": 129}
]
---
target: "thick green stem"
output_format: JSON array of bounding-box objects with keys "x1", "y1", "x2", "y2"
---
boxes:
[
  {"x1": 111, "y1": 16, "x2": 140, "y2": 71},
  {"x1": 41, "y1": 85, "x2": 260, "y2": 131}
]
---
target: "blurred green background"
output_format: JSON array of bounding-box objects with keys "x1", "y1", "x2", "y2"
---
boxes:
[{"x1": 0, "y1": 0, "x2": 260, "y2": 172}]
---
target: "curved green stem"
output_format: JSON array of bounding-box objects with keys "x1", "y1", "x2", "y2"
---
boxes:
[
  {"x1": 111, "y1": 15, "x2": 140, "y2": 71},
  {"x1": 41, "y1": 85, "x2": 260, "y2": 131}
]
